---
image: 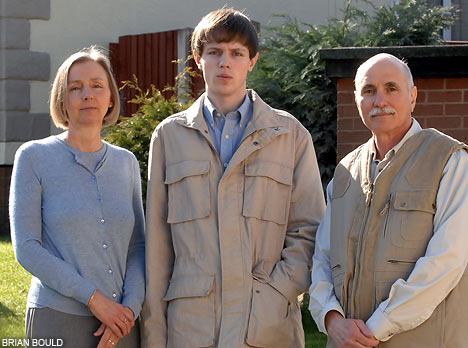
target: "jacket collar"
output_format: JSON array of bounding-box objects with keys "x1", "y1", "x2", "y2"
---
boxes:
[{"x1": 176, "y1": 89, "x2": 287, "y2": 133}]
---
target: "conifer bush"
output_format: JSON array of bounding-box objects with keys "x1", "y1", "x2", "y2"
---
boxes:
[{"x1": 248, "y1": 0, "x2": 458, "y2": 187}]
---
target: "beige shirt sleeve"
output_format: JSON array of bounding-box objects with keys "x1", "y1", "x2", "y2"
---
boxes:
[{"x1": 366, "y1": 149, "x2": 468, "y2": 340}]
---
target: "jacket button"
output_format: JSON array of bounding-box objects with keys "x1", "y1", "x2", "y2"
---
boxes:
[
  {"x1": 400, "y1": 202, "x2": 406, "y2": 207},
  {"x1": 253, "y1": 141, "x2": 259, "y2": 146},
  {"x1": 256, "y1": 290, "x2": 260, "y2": 293}
]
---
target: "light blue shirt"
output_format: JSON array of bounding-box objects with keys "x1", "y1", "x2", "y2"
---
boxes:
[
  {"x1": 203, "y1": 92, "x2": 253, "y2": 169},
  {"x1": 10, "y1": 135, "x2": 145, "y2": 317}
]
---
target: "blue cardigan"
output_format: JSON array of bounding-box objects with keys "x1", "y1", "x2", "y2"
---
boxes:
[{"x1": 9, "y1": 135, "x2": 145, "y2": 317}]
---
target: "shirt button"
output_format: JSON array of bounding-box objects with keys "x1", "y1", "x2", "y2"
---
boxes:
[
  {"x1": 100, "y1": 218, "x2": 105, "y2": 223},
  {"x1": 108, "y1": 269, "x2": 113, "y2": 274},
  {"x1": 112, "y1": 292, "x2": 117, "y2": 298},
  {"x1": 102, "y1": 244, "x2": 108, "y2": 249},
  {"x1": 224, "y1": 163, "x2": 228, "y2": 168},
  {"x1": 225, "y1": 135, "x2": 230, "y2": 139}
]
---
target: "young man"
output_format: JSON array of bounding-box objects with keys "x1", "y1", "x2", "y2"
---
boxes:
[
  {"x1": 309, "y1": 53, "x2": 468, "y2": 348},
  {"x1": 141, "y1": 8, "x2": 325, "y2": 348}
]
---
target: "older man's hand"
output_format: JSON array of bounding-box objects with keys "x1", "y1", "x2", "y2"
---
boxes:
[{"x1": 325, "y1": 310, "x2": 380, "y2": 348}]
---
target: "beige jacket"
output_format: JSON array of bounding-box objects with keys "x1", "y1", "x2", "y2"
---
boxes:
[
  {"x1": 329, "y1": 129, "x2": 468, "y2": 348},
  {"x1": 141, "y1": 90, "x2": 325, "y2": 348}
]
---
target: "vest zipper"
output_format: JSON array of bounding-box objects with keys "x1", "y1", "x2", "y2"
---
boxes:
[
  {"x1": 379, "y1": 193, "x2": 394, "y2": 238},
  {"x1": 387, "y1": 259, "x2": 416, "y2": 264},
  {"x1": 350, "y1": 183, "x2": 374, "y2": 316}
]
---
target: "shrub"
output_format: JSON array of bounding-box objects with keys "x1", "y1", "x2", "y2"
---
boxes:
[
  {"x1": 103, "y1": 66, "x2": 197, "y2": 201},
  {"x1": 248, "y1": 0, "x2": 458, "y2": 186}
]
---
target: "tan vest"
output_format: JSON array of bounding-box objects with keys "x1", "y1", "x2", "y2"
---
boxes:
[{"x1": 329, "y1": 129, "x2": 468, "y2": 348}]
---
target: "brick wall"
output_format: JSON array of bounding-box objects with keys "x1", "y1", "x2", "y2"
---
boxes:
[
  {"x1": 337, "y1": 77, "x2": 468, "y2": 161},
  {"x1": 0, "y1": 166, "x2": 12, "y2": 236}
]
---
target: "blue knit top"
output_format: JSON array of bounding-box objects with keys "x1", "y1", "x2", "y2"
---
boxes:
[{"x1": 9, "y1": 135, "x2": 145, "y2": 317}]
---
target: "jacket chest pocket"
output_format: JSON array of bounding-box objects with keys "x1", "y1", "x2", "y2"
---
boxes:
[
  {"x1": 163, "y1": 275, "x2": 216, "y2": 348},
  {"x1": 388, "y1": 190, "x2": 436, "y2": 252},
  {"x1": 165, "y1": 160, "x2": 210, "y2": 223},
  {"x1": 242, "y1": 161, "x2": 293, "y2": 225}
]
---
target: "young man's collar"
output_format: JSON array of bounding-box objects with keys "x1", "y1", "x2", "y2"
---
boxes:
[{"x1": 203, "y1": 91, "x2": 252, "y2": 123}]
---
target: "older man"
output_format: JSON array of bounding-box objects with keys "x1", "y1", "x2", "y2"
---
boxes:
[{"x1": 309, "y1": 53, "x2": 468, "y2": 348}]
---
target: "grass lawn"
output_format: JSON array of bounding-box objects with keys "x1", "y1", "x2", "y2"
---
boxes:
[
  {"x1": 303, "y1": 300, "x2": 327, "y2": 348},
  {"x1": 0, "y1": 236, "x2": 31, "y2": 340},
  {"x1": 0, "y1": 236, "x2": 327, "y2": 346}
]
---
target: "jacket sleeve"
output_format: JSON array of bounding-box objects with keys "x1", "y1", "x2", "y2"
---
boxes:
[
  {"x1": 121, "y1": 156, "x2": 146, "y2": 318},
  {"x1": 10, "y1": 145, "x2": 96, "y2": 305},
  {"x1": 269, "y1": 125, "x2": 326, "y2": 302},
  {"x1": 140, "y1": 125, "x2": 174, "y2": 348}
]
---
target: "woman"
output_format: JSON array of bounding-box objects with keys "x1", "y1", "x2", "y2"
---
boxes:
[{"x1": 9, "y1": 46, "x2": 145, "y2": 348}]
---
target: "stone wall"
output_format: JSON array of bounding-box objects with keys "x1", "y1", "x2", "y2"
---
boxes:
[{"x1": 0, "y1": 0, "x2": 51, "y2": 235}]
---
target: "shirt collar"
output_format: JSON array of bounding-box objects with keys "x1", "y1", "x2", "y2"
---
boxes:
[
  {"x1": 371, "y1": 118, "x2": 422, "y2": 161},
  {"x1": 203, "y1": 92, "x2": 251, "y2": 123}
]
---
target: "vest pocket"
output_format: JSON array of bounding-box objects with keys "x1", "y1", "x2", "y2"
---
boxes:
[
  {"x1": 389, "y1": 190, "x2": 436, "y2": 250},
  {"x1": 245, "y1": 279, "x2": 294, "y2": 347},
  {"x1": 163, "y1": 275, "x2": 215, "y2": 348},
  {"x1": 165, "y1": 160, "x2": 210, "y2": 223},
  {"x1": 243, "y1": 161, "x2": 293, "y2": 225}
]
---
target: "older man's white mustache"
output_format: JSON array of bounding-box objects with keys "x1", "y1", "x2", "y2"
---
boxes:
[{"x1": 369, "y1": 107, "x2": 396, "y2": 117}]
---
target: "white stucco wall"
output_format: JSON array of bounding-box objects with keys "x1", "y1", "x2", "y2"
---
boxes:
[{"x1": 29, "y1": 0, "x2": 392, "y2": 128}]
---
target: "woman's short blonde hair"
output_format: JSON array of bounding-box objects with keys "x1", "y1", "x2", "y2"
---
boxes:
[{"x1": 50, "y1": 46, "x2": 120, "y2": 129}]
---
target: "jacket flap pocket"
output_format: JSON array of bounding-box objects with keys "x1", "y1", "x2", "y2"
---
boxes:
[
  {"x1": 163, "y1": 275, "x2": 214, "y2": 301},
  {"x1": 165, "y1": 160, "x2": 210, "y2": 184},
  {"x1": 392, "y1": 190, "x2": 436, "y2": 214},
  {"x1": 245, "y1": 161, "x2": 293, "y2": 186}
]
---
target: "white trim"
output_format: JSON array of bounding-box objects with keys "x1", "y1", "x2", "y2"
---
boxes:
[{"x1": 443, "y1": 0, "x2": 452, "y2": 41}]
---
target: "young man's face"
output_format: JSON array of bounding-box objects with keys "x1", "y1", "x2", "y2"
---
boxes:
[{"x1": 194, "y1": 41, "x2": 258, "y2": 104}]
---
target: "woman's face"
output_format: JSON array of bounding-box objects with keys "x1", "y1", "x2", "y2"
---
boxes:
[{"x1": 66, "y1": 60, "x2": 112, "y2": 130}]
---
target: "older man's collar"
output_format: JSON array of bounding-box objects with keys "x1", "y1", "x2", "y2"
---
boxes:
[{"x1": 371, "y1": 118, "x2": 422, "y2": 160}]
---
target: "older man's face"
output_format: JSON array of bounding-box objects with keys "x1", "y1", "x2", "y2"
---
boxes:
[{"x1": 354, "y1": 57, "x2": 417, "y2": 141}]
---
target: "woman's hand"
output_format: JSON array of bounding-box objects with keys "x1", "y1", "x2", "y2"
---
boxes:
[
  {"x1": 94, "y1": 324, "x2": 120, "y2": 348},
  {"x1": 88, "y1": 290, "x2": 135, "y2": 338}
]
